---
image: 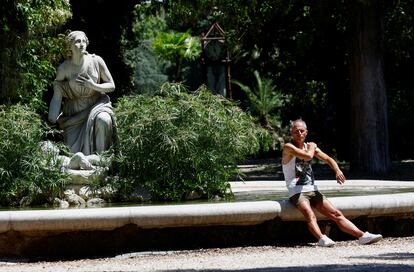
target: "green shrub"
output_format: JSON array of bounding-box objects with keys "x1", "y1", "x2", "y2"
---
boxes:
[
  {"x1": 0, "y1": 0, "x2": 71, "y2": 109},
  {"x1": 0, "y1": 104, "x2": 69, "y2": 206},
  {"x1": 114, "y1": 84, "x2": 270, "y2": 201}
]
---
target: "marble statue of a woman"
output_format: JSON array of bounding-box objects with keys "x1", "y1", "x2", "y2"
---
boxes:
[{"x1": 48, "y1": 30, "x2": 116, "y2": 157}]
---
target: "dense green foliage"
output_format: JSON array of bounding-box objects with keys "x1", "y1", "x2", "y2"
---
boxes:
[
  {"x1": 2, "y1": 1, "x2": 413, "y2": 162},
  {"x1": 0, "y1": 104, "x2": 69, "y2": 206},
  {"x1": 122, "y1": 3, "x2": 202, "y2": 93},
  {"x1": 152, "y1": 30, "x2": 201, "y2": 81},
  {"x1": 124, "y1": 1, "x2": 341, "y2": 154},
  {"x1": 153, "y1": 0, "x2": 414, "y2": 162},
  {"x1": 121, "y1": 5, "x2": 170, "y2": 95},
  {"x1": 123, "y1": 43, "x2": 170, "y2": 96},
  {"x1": 233, "y1": 71, "x2": 288, "y2": 150},
  {"x1": 0, "y1": 1, "x2": 413, "y2": 206},
  {"x1": 114, "y1": 83, "x2": 270, "y2": 201},
  {"x1": 0, "y1": 0, "x2": 71, "y2": 110},
  {"x1": 164, "y1": 1, "x2": 344, "y2": 152}
]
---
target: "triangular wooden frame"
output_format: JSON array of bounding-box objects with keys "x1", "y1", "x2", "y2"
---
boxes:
[{"x1": 202, "y1": 21, "x2": 225, "y2": 40}]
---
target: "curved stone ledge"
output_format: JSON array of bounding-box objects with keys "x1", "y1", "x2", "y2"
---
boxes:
[
  {"x1": 1, "y1": 192, "x2": 414, "y2": 235},
  {"x1": 279, "y1": 192, "x2": 414, "y2": 221},
  {"x1": 0, "y1": 201, "x2": 279, "y2": 234}
]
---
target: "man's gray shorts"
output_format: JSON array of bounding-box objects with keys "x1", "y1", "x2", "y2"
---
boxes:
[{"x1": 289, "y1": 191, "x2": 327, "y2": 206}]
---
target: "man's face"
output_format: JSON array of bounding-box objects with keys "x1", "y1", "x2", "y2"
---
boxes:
[{"x1": 291, "y1": 121, "x2": 308, "y2": 142}]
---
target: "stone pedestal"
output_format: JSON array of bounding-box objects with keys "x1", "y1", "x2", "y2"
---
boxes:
[{"x1": 65, "y1": 167, "x2": 108, "y2": 191}]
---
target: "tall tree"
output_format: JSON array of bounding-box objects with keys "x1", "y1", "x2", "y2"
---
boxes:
[{"x1": 349, "y1": 0, "x2": 390, "y2": 174}]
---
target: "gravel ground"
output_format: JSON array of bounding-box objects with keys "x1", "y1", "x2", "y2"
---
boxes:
[{"x1": 1, "y1": 236, "x2": 413, "y2": 272}]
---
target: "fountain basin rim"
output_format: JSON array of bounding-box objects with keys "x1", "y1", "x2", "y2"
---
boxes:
[{"x1": 1, "y1": 192, "x2": 414, "y2": 234}]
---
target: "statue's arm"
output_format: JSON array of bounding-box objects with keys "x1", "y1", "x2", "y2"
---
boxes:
[
  {"x1": 76, "y1": 55, "x2": 115, "y2": 94},
  {"x1": 48, "y1": 65, "x2": 65, "y2": 123},
  {"x1": 97, "y1": 56, "x2": 115, "y2": 93}
]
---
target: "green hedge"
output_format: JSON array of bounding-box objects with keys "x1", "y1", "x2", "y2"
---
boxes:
[
  {"x1": 0, "y1": 104, "x2": 69, "y2": 206},
  {"x1": 114, "y1": 84, "x2": 271, "y2": 201}
]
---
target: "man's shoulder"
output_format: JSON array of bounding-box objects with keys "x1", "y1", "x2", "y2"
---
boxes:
[
  {"x1": 282, "y1": 143, "x2": 296, "y2": 164},
  {"x1": 283, "y1": 142, "x2": 296, "y2": 150}
]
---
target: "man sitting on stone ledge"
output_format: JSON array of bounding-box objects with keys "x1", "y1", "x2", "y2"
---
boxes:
[
  {"x1": 48, "y1": 30, "x2": 116, "y2": 169},
  {"x1": 282, "y1": 118, "x2": 383, "y2": 247}
]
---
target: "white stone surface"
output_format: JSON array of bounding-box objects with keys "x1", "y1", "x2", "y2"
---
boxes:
[
  {"x1": 1, "y1": 191, "x2": 414, "y2": 234},
  {"x1": 230, "y1": 179, "x2": 414, "y2": 193}
]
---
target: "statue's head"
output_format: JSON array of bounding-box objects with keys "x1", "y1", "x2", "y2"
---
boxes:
[{"x1": 65, "y1": 30, "x2": 89, "y2": 59}]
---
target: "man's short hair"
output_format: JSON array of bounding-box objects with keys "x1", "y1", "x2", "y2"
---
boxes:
[{"x1": 290, "y1": 118, "x2": 307, "y2": 130}]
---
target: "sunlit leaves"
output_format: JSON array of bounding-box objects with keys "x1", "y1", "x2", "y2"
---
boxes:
[
  {"x1": 0, "y1": 104, "x2": 69, "y2": 206},
  {"x1": 0, "y1": 0, "x2": 71, "y2": 109},
  {"x1": 114, "y1": 84, "x2": 270, "y2": 201}
]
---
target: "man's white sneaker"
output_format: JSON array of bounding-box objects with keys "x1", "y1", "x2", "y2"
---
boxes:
[
  {"x1": 358, "y1": 232, "x2": 383, "y2": 245},
  {"x1": 318, "y1": 235, "x2": 336, "y2": 247}
]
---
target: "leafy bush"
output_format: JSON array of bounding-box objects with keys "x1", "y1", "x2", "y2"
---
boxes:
[
  {"x1": 114, "y1": 83, "x2": 270, "y2": 201},
  {"x1": 0, "y1": 0, "x2": 71, "y2": 109},
  {"x1": 0, "y1": 104, "x2": 69, "y2": 206}
]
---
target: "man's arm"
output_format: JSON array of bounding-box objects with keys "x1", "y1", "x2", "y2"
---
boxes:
[
  {"x1": 283, "y1": 142, "x2": 317, "y2": 163},
  {"x1": 315, "y1": 148, "x2": 346, "y2": 184}
]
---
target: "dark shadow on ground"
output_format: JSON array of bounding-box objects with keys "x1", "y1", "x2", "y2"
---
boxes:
[
  {"x1": 158, "y1": 264, "x2": 414, "y2": 272},
  {"x1": 352, "y1": 252, "x2": 414, "y2": 260}
]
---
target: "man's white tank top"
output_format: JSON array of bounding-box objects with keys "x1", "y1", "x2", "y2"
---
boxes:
[{"x1": 282, "y1": 144, "x2": 318, "y2": 198}]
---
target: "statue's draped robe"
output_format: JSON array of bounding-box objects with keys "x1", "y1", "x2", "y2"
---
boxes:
[{"x1": 55, "y1": 54, "x2": 115, "y2": 155}]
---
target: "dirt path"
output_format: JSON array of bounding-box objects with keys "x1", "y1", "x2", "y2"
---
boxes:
[{"x1": 1, "y1": 236, "x2": 413, "y2": 272}]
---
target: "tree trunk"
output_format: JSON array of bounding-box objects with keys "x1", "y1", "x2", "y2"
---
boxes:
[
  {"x1": 349, "y1": 0, "x2": 390, "y2": 175},
  {"x1": 175, "y1": 56, "x2": 182, "y2": 82}
]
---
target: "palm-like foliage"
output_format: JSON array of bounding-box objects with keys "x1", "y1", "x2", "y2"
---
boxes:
[
  {"x1": 233, "y1": 70, "x2": 284, "y2": 128},
  {"x1": 233, "y1": 71, "x2": 287, "y2": 150},
  {"x1": 152, "y1": 30, "x2": 201, "y2": 81}
]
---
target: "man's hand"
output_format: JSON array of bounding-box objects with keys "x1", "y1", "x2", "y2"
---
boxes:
[{"x1": 335, "y1": 170, "x2": 346, "y2": 185}]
